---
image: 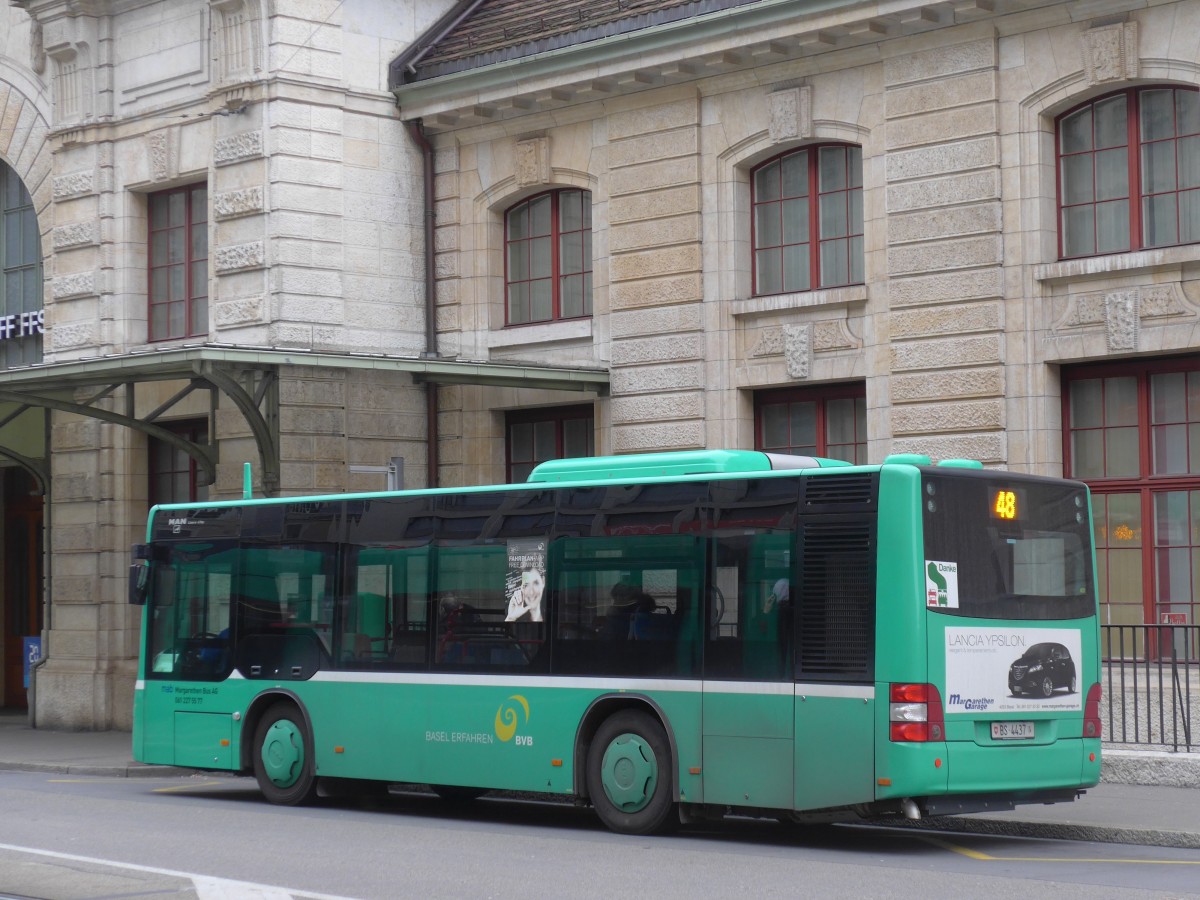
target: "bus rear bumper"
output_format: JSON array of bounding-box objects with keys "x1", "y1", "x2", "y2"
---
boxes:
[{"x1": 919, "y1": 787, "x2": 1082, "y2": 817}]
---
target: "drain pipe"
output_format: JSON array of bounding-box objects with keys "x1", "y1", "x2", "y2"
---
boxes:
[{"x1": 405, "y1": 118, "x2": 439, "y2": 489}]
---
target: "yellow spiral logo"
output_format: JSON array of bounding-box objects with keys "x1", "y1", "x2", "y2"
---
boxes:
[{"x1": 495, "y1": 694, "x2": 530, "y2": 742}]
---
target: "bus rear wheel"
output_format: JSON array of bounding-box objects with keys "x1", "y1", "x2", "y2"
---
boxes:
[
  {"x1": 253, "y1": 703, "x2": 318, "y2": 806},
  {"x1": 586, "y1": 710, "x2": 677, "y2": 835}
]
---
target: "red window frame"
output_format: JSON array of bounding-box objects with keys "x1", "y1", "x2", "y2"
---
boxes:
[
  {"x1": 506, "y1": 406, "x2": 594, "y2": 483},
  {"x1": 148, "y1": 183, "x2": 208, "y2": 341},
  {"x1": 504, "y1": 189, "x2": 592, "y2": 326},
  {"x1": 754, "y1": 384, "x2": 867, "y2": 464},
  {"x1": 750, "y1": 143, "x2": 864, "y2": 297},
  {"x1": 149, "y1": 420, "x2": 209, "y2": 506},
  {"x1": 1057, "y1": 86, "x2": 1200, "y2": 259},
  {"x1": 1063, "y1": 357, "x2": 1200, "y2": 632}
]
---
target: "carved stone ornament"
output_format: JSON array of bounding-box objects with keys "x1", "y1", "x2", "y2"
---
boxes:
[
  {"x1": 149, "y1": 131, "x2": 173, "y2": 183},
  {"x1": 750, "y1": 328, "x2": 785, "y2": 357},
  {"x1": 1057, "y1": 282, "x2": 1193, "y2": 335},
  {"x1": 30, "y1": 19, "x2": 46, "y2": 75},
  {"x1": 768, "y1": 86, "x2": 812, "y2": 144},
  {"x1": 1105, "y1": 290, "x2": 1139, "y2": 352},
  {"x1": 1081, "y1": 22, "x2": 1138, "y2": 85},
  {"x1": 784, "y1": 324, "x2": 812, "y2": 379},
  {"x1": 515, "y1": 136, "x2": 550, "y2": 188}
]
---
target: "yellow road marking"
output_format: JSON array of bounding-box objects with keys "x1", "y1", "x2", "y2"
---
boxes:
[
  {"x1": 152, "y1": 781, "x2": 226, "y2": 793},
  {"x1": 921, "y1": 836, "x2": 1200, "y2": 865}
]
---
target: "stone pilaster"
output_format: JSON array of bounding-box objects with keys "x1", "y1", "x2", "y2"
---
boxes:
[
  {"x1": 607, "y1": 94, "x2": 706, "y2": 452},
  {"x1": 883, "y1": 36, "x2": 1005, "y2": 463}
]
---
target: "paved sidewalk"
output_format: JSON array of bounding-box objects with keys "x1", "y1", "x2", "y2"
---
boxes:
[{"x1": 1, "y1": 712, "x2": 1197, "y2": 848}]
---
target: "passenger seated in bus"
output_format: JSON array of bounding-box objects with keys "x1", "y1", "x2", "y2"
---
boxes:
[
  {"x1": 601, "y1": 582, "x2": 654, "y2": 640},
  {"x1": 763, "y1": 578, "x2": 790, "y2": 614}
]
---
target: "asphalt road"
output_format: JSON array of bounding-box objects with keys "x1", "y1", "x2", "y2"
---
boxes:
[{"x1": 1, "y1": 771, "x2": 1198, "y2": 899}]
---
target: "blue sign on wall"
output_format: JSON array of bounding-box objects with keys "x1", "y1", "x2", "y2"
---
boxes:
[{"x1": 23, "y1": 637, "x2": 41, "y2": 689}]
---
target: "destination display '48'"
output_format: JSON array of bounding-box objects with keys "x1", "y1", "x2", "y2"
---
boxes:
[{"x1": 130, "y1": 449, "x2": 1102, "y2": 834}]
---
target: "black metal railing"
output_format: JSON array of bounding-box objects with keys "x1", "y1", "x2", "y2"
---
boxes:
[{"x1": 1101, "y1": 624, "x2": 1197, "y2": 752}]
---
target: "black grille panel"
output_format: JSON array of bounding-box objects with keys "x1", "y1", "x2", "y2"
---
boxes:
[
  {"x1": 802, "y1": 473, "x2": 877, "y2": 510},
  {"x1": 796, "y1": 518, "x2": 876, "y2": 682}
]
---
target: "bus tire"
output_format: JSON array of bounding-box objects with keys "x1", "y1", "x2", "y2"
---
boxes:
[
  {"x1": 431, "y1": 785, "x2": 489, "y2": 802},
  {"x1": 253, "y1": 703, "x2": 319, "y2": 806},
  {"x1": 586, "y1": 710, "x2": 677, "y2": 835}
]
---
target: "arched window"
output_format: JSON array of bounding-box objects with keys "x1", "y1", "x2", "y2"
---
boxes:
[
  {"x1": 0, "y1": 163, "x2": 43, "y2": 369},
  {"x1": 504, "y1": 189, "x2": 591, "y2": 325},
  {"x1": 1058, "y1": 86, "x2": 1200, "y2": 258},
  {"x1": 751, "y1": 144, "x2": 863, "y2": 296}
]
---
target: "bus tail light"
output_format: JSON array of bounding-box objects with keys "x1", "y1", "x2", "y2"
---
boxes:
[
  {"x1": 889, "y1": 683, "x2": 944, "y2": 742},
  {"x1": 1084, "y1": 683, "x2": 1102, "y2": 738}
]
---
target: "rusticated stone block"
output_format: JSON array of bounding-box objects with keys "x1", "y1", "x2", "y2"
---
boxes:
[
  {"x1": 610, "y1": 363, "x2": 703, "y2": 395},
  {"x1": 609, "y1": 185, "x2": 701, "y2": 224},
  {"x1": 892, "y1": 399, "x2": 1005, "y2": 435},
  {"x1": 891, "y1": 334, "x2": 1002, "y2": 371},
  {"x1": 608, "y1": 98, "x2": 698, "y2": 140},
  {"x1": 52, "y1": 171, "x2": 93, "y2": 198},
  {"x1": 611, "y1": 303, "x2": 703, "y2": 338},
  {"x1": 610, "y1": 128, "x2": 697, "y2": 169},
  {"x1": 891, "y1": 302, "x2": 1002, "y2": 339},
  {"x1": 612, "y1": 421, "x2": 705, "y2": 452},
  {"x1": 886, "y1": 170, "x2": 1000, "y2": 212},
  {"x1": 52, "y1": 221, "x2": 97, "y2": 249},
  {"x1": 611, "y1": 334, "x2": 703, "y2": 367},
  {"x1": 610, "y1": 158, "x2": 699, "y2": 196},
  {"x1": 610, "y1": 244, "x2": 701, "y2": 282},
  {"x1": 888, "y1": 202, "x2": 1000, "y2": 244},
  {"x1": 214, "y1": 241, "x2": 266, "y2": 273},
  {"x1": 883, "y1": 38, "x2": 996, "y2": 86},
  {"x1": 49, "y1": 322, "x2": 97, "y2": 349},
  {"x1": 610, "y1": 392, "x2": 704, "y2": 422},
  {"x1": 52, "y1": 271, "x2": 96, "y2": 299},
  {"x1": 214, "y1": 130, "x2": 264, "y2": 165},
  {"x1": 610, "y1": 214, "x2": 700, "y2": 252},
  {"x1": 214, "y1": 296, "x2": 265, "y2": 327},
  {"x1": 611, "y1": 273, "x2": 702, "y2": 308},
  {"x1": 213, "y1": 186, "x2": 265, "y2": 220},
  {"x1": 887, "y1": 268, "x2": 1002, "y2": 306},
  {"x1": 886, "y1": 71, "x2": 996, "y2": 118},
  {"x1": 887, "y1": 235, "x2": 1002, "y2": 276},
  {"x1": 886, "y1": 137, "x2": 998, "y2": 182},
  {"x1": 885, "y1": 105, "x2": 998, "y2": 152},
  {"x1": 890, "y1": 432, "x2": 1006, "y2": 465},
  {"x1": 891, "y1": 367, "x2": 1005, "y2": 403}
]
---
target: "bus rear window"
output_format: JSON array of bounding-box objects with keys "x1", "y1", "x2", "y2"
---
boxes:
[{"x1": 921, "y1": 473, "x2": 1095, "y2": 620}]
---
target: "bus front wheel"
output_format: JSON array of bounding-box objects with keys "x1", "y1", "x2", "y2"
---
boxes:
[
  {"x1": 253, "y1": 704, "x2": 319, "y2": 806},
  {"x1": 586, "y1": 710, "x2": 677, "y2": 835}
]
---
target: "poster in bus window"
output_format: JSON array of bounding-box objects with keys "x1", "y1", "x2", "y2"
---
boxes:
[
  {"x1": 506, "y1": 538, "x2": 546, "y2": 623},
  {"x1": 943, "y1": 626, "x2": 1083, "y2": 714}
]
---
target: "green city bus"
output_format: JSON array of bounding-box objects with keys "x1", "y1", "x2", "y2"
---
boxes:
[{"x1": 130, "y1": 450, "x2": 1102, "y2": 835}]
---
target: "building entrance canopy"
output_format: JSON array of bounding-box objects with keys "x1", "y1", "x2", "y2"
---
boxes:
[{"x1": 0, "y1": 346, "x2": 608, "y2": 495}]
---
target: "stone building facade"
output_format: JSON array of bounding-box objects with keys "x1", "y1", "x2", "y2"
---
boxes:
[
  {"x1": 395, "y1": 0, "x2": 1200, "y2": 639},
  {"x1": 3, "y1": 0, "x2": 1200, "y2": 729},
  {"x1": 0, "y1": 0, "x2": 606, "y2": 728}
]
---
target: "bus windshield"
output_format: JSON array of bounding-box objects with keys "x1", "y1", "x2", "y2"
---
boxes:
[{"x1": 921, "y1": 471, "x2": 1095, "y2": 620}]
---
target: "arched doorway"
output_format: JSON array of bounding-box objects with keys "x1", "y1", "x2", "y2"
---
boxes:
[{"x1": 2, "y1": 467, "x2": 43, "y2": 708}]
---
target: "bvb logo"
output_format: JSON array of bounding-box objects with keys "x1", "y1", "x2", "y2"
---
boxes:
[{"x1": 495, "y1": 694, "x2": 530, "y2": 742}]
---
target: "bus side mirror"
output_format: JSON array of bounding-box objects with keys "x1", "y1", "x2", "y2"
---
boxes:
[{"x1": 129, "y1": 562, "x2": 150, "y2": 606}]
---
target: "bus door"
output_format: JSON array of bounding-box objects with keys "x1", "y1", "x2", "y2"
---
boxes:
[
  {"x1": 791, "y1": 479, "x2": 879, "y2": 812},
  {"x1": 701, "y1": 530, "x2": 795, "y2": 810}
]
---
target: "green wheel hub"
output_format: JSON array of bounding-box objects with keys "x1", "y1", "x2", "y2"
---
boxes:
[
  {"x1": 599, "y1": 732, "x2": 658, "y2": 813},
  {"x1": 260, "y1": 718, "x2": 305, "y2": 789}
]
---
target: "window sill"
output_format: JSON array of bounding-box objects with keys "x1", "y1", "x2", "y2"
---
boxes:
[
  {"x1": 730, "y1": 285, "x2": 868, "y2": 319},
  {"x1": 1034, "y1": 245, "x2": 1200, "y2": 284},
  {"x1": 488, "y1": 318, "x2": 592, "y2": 350}
]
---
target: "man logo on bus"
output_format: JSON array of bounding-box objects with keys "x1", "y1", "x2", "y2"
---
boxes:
[{"x1": 495, "y1": 694, "x2": 532, "y2": 746}]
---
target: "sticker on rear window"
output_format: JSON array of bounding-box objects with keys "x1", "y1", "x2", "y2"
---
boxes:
[{"x1": 925, "y1": 560, "x2": 958, "y2": 608}]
